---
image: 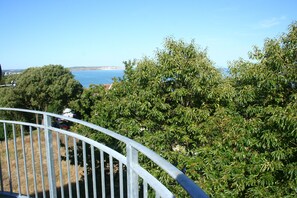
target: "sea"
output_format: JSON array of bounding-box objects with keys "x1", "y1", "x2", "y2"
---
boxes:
[
  {"x1": 72, "y1": 70, "x2": 125, "y2": 87},
  {"x1": 72, "y1": 68, "x2": 229, "y2": 88}
]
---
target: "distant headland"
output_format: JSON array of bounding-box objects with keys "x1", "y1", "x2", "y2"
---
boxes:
[
  {"x1": 69, "y1": 66, "x2": 124, "y2": 71},
  {"x1": 2, "y1": 66, "x2": 125, "y2": 76}
]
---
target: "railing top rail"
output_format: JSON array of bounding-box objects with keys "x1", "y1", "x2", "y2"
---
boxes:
[{"x1": 0, "y1": 107, "x2": 208, "y2": 197}]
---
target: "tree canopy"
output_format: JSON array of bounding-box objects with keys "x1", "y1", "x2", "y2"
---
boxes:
[
  {"x1": 71, "y1": 22, "x2": 297, "y2": 197},
  {"x1": 0, "y1": 64, "x2": 83, "y2": 113}
]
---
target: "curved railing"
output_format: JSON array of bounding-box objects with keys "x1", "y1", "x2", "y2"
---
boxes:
[{"x1": 0, "y1": 108, "x2": 208, "y2": 198}]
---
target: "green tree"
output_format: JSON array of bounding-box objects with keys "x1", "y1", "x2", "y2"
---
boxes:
[
  {"x1": 1, "y1": 64, "x2": 83, "y2": 113},
  {"x1": 89, "y1": 38, "x2": 228, "y2": 146},
  {"x1": 72, "y1": 22, "x2": 297, "y2": 197},
  {"x1": 69, "y1": 84, "x2": 106, "y2": 121},
  {"x1": 73, "y1": 38, "x2": 232, "y2": 196},
  {"x1": 224, "y1": 22, "x2": 297, "y2": 196}
]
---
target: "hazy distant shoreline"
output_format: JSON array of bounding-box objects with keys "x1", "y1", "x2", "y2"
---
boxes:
[
  {"x1": 69, "y1": 66, "x2": 124, "y2": 71},
  {"x1": 3, "y1": 66, "x2": 125, "y2": 73}
]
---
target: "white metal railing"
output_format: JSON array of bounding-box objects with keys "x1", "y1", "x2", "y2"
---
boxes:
[{"x1": 0, "y1": 108, "x2": 208, "y2": 198}]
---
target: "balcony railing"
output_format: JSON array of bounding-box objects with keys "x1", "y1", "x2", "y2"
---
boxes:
[{"x1": 0, "y1": 108, "x2": 208, "y2": 198}]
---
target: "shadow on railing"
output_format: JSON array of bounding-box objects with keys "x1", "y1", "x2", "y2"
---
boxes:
[{"x1": 0, "y1": 108, "x2": 208, "y2": 198}]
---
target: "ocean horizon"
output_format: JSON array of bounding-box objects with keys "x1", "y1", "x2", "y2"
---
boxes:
[
  {"x1": 72, "y1": 68, "x2": 229, "y2": 88},
  {"x1": 72, "y1": 69, "x2": 124, "y2": 87}
]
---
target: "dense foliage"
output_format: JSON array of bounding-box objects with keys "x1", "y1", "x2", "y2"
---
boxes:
[
  {"x1": 0, "y1": 64, "x2": 83, "y2": 112},
  {"x1": 71, "y1": 22, "x2": 297, "y2": 197}
]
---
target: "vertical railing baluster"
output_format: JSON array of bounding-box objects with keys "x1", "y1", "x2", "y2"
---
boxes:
[
  {"x1": 143, "y1": 181, "x2": 148, "y2": 198},
  {"x1": 21, "y1": 125, "x2": 29, "y2": 196},
  {"x1": 64, "y1": 135, "x2": 72, "y2": 198},
  {"x1": 119, "y1": 162, "x2": 123, "y2": 198},
  {"x1": 73, "y1": 138, "x2": 80, "y2": 198},
  {"x1": 4, "y1": 123, "x2": 12, "y2": 193},
  {"x1": 155, "y1": 192, "x2": 160, "y2": 198},
  {"x1": 100, "y1": 150, "x2": 105, "y2": 198},
  {"x1": 91, "y1": 145, "x2": 96, "y2": 198},
  {"x1": 44, "y1": 113, "x2": 57, "y2": 198},
  {"x1": 57, "y1": 133, "x2": 64, "y2": 198},
  {"x1": 126, "y1": 144, "x2": 139, "y2": 198},
  {"x1": 109, "y1": 155, "x2": 114, "y2": 198},
  {"x1": 83, "y1": 141, "x2": 89, "y2": 198},
  {"x1": 12, "y1": 124, "x2": 21, "y2": 196},
  {"x1": 30, "y1": 126, "x2": 38, "y2": 197},
  {"x1": 37, "y1": 128, "x2": 46, "y2": 198}
]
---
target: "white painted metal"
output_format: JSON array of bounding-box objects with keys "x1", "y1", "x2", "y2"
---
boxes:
[
  {"x1": 73, "y1": 138, "x2": 80, "y2": 198},
  {"x1": 12, "y1": 125, "x2": 21, "y2": 196},
  {"x1": 4, "y1": 123, "x2": 12, "y2": 193},
  {"x1": 57, "y1": 134, "x2": 64, "y2": 198},
  {"x1": 37, "y1": 128, "x2": 46, "y2": 198},
  {"x1": 44, "y1": 114, "x2": 57, "y2": 198}
]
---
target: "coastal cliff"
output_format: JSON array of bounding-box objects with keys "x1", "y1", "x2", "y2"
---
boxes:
[{"x1": 69, "y1": 66, "x2": 124, "y2": 71}]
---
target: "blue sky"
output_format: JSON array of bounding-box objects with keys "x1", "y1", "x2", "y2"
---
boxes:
[{"x1": 0, "y1": 0, "x2": 296, "y2": 69}]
